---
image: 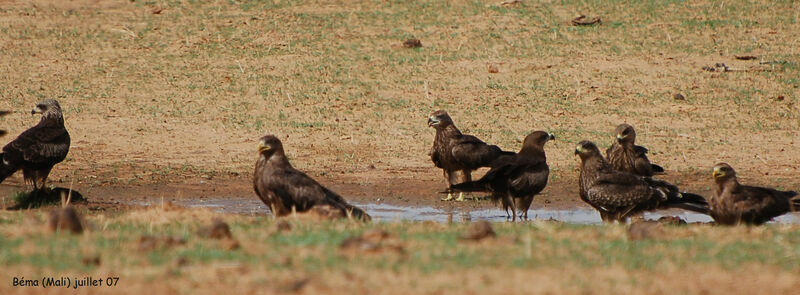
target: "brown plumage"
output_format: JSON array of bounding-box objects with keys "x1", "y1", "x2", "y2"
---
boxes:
[
  {"x1": 575, "y1": 140, "x2": 708, "y2": 223},
  {"x1": 253, "y1": 135, "x2": 370, "y2": 221},
  {"x1": 710, "y1": 163, "x2": 800, "y2": 225},
  {"x1": 0, "y1": 110, "x2": 10, "y2": 137},
  {"x1": 606, "y1": 124, "x2": 663, "y2": 177},
  {"x1": 450, "y1": 131, "x2": 553, "y2": 220},
  {"x1": 0, "y1": 99, "x2": 70, "y2": 191},
  {"x1": 428, "y1": 110, "x2": 514, "y2": 201}
]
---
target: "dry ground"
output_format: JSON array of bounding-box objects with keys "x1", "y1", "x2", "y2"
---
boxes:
[
  {"x1": 1, "y1": 206, "x2": 800, "y2": 295},
  {"x1": 1, "y1": 0, "x2": 800, "y2": 293}
]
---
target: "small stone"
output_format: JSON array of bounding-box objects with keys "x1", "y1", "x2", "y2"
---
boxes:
[{"x1": 673, "y1": 93, "x2": 685, "y2": 100}]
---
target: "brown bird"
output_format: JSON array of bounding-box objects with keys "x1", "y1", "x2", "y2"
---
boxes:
[
  {"x1": 606, "y1": 123, "x2": 664, "y2": 177},
  {"x1": 575, "y1": 140, "x2": 707, "y2": 223},
  {"x1": 450, "y1": 131, "x2": 554, "y2": 220},
  {"x1": 0, "y1": 110, "x2": 10, "y2": 137},
  {"x1": 710, "y1": 163, "x2": 800, "y2": 225},
  {"x1": 0, "y1": 99, "x2": 70, "y2": 191},
  {"x1": 253, "y1": 135, "x2": 370, "y2": 221},
  {"x1": 428, "y1": 110, "x2": 514, "y2": 201}
]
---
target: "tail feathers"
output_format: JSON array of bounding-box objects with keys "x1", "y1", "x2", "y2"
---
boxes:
[
  {"x1": 449, "y1": 180, "x2": 490, "y2": 193},
  {"x1": 665, "y1": 192, "x2": 709, "y2": 214},
  {"x1": 651, "y1": 164, "x2": 665, "y2": 173}
]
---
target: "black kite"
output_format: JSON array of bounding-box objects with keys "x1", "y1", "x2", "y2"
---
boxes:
[
  {"x1": 450, "y1": 131, "x2": 553, "y2": 220},
  {"x1": 710, "y1": 163, "x2": 799, "y2": 225},
  {"x1": 253, "y1": 135, "x2": 370, "y2": 221},
  {"x1": 575, "y1": 140, "x2": 707, "y2": 223},
  {"x1": 428, "y1": 110, "x2": 513, "y2": 201}
]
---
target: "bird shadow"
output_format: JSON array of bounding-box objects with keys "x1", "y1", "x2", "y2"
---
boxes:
[{"x1": 5, "y1": 187, "x2": 86, "y2": 210}]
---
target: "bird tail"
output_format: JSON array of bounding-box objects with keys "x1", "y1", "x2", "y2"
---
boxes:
[
  {"x1": 666, "y1": 192, "x2": 709, "y2": 214},
  {"x1": 651, "y1": 164, "x2": 665, "y2": 174},
  {"x1": 449, "y1": 179, "x2": 490, "y2": 193},
  {"x1": 0, "y1": 153, "x2": 19, "y2": 184}
]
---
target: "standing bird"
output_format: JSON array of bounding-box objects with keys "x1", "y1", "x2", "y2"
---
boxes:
[
  {"x1": 0, "y1": 110, "x2": 10, "y2": 137},
  {"x1": 253, "y1": 135, "x2": 370, "y2": 221},
  {"x1": 575, "y1": 140, "x2": 707, "y2": 223},
  {"x1": 449, "y1": 131, "x2": 554, "y2": 220},
  {"x1": 710, "y1": 163, "x2": 800, "y2": 225},
  {"x1": 428, "y1": 110, "x2": 514, "y2": 201},
  {"x1": 606, "y1": 123, "x2": 664, "y2": 177},
  {"x1": 0, "y1": 99, "x2": 70, "y2": 192}
]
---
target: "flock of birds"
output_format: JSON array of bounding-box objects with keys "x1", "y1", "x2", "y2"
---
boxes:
[{"x1": 1, "y1": 100, "x2": 799, "y2": 225}]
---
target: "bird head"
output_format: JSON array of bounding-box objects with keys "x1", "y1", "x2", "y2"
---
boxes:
[
  {"x1": 712, "y1": 163, "x2": 736, "y2": 181},
  {"x1": 614, "y1": 123, "x2": 636, "y2": 144},
  {"x1": 257, "y1": 135, "x2": 284, "y2": 156},
  {"x1": 574, "y1": 140, "x2": 601, "y2": 160},
  {"x1": 523, "y1": 131, "x2": 555, "y2": 149},
  {"x1": 427, "y1": 110, "x2": 453, "y2": 129},
  {"x1": 31, "y1": 99, "x2": 63, "y2": 118}
]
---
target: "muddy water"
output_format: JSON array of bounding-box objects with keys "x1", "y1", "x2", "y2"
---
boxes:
[{"x1": 136, "y1": 197, "x2": 800, "y2": 224}]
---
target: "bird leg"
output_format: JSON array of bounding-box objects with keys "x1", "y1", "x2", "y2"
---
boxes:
[
  {"x1": 454, "y1": 170, "x2": 471, "y2": 202},
  {"x1": 507, "y1": 196, "x2": 517, "y2": 222},
  {"x1": 441, "y1": 170, "x2": 455, "y2": 201}
]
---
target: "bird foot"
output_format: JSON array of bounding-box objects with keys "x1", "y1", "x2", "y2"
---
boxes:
[
  {"x1": 454, "y1": 192, "x2": 466, "y2": 202},
  {"x1": 441, "y1": 193, "x2": 454, "y2": 201}
]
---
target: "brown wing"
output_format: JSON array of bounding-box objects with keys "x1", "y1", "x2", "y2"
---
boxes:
[
  {"x1": 451, "y1": 135, "x2": 507, "y2": 169},
  {"x1": 586, "y1": 171, "x2": 654, "y2": 209},
  {"x1": 3, "y1": 123, "x2": 70, "y2": 167},
  {"x1": 732, "y1": 186, "x2": 794, "y2": 224},
  {"x1": 255, "y1": 161, "x2": 370, "y2": 221}
]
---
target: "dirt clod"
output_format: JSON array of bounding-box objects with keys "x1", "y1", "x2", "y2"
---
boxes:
[
  {"x1": 137, "y1": 235, "x2": 186, "y2": 251},
  {"x1": 198, "y1": 219, "x2": 232, "y2": 239},
  {"x1": 734, "y1": 55, "x2": 757, "y2": 60},
  {"x1": 274, "y1": 220, "x2": 292, "y2": 232},
  {"x1": 571, "y1": 15, "x2": 601, "y2": 26},
  {"x1": 657, "y1": 216, "x2": 687, "y2": 225},
  {"x1": 48, "y1": 207, "x2": 84, "y2": 234},
  {"x1": 461, "y1": 220, "x2": 496, "y2": 241},
  {"x1": 403, "y1": 38, "x2": 422, "y2": 48},
  {"x1": 673, "y1": 93, "x2": 685, "y2": 100},
  {"x1": 628, "y1": 220, "x2": 665, "y2": 240},
  {"x1": 487, "y1": 63, "x2": 499, "y2": 73},
  {"x1": 81, "y1": 256, "x2": 101, "y2": 266}
]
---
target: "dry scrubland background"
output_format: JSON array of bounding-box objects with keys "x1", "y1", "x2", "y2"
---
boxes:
[{"x1": 0, "y1": 0, "x2": 798, "y2": 190}]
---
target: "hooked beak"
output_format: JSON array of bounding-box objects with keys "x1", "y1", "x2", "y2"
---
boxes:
[
  {"x1": 616, "y1": 134, "x2": 625, "y2": 143},
  {"x1": 712, "y1": 167, "x2": 723, "y2": 178},
  {"x1": 549, "y1": 133, "x2": 556, "y2": 141},
  {"x1": 427, "y1": 117, "x2": 439, "y2": 127},
  {"x1": 31, "y1": 106, "x2": 42, "y2": 115},
  {"x1": 257, "y1": 141, "x2": 270, "y2": 153}
]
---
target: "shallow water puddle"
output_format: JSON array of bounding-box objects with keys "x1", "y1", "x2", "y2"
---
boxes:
[{"x1": 135, "y1": 198, "x2": 800, "y2": 224}]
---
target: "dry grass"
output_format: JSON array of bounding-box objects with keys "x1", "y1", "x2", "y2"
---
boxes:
[
  {"x1": 2, "y1": 207, "x2": 800, "y2": 294},
  {"x1": 0, "y1": 0, "x2": 797, "y2": 189}
]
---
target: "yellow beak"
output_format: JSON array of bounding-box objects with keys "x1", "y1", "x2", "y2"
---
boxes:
[
  {"x1": 257, "y1": 141, "x2": 270, "y2": 153},
  {"x1": 712, "y1": 167, "x2": 722, "y2": 178}
]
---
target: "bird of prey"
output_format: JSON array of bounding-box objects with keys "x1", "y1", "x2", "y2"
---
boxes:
[
  {"x1": 0, "y1": 110, "x2": 9, "y2": 137},
  {"x1": 428, "y1": 110, "x2": 514, "y2": 201},
  {"x1": 253, "y1": 135, "x2": 371, "y2": 221},
  {"x1": 606, "y1": 123, "x2": 664, "y2": 177},
  {"x1": 0, "y1": 99, "x2": 70, "y2": 191},
  {"x1": 450, "y1": 131, "x2": 554, "y2": 221},
  {"x1": 710, "y1": 163, "x2": 799, "y2": 225},
  {"x1": 575, "y1": 140, "x2": 707, "y2": 223}
]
